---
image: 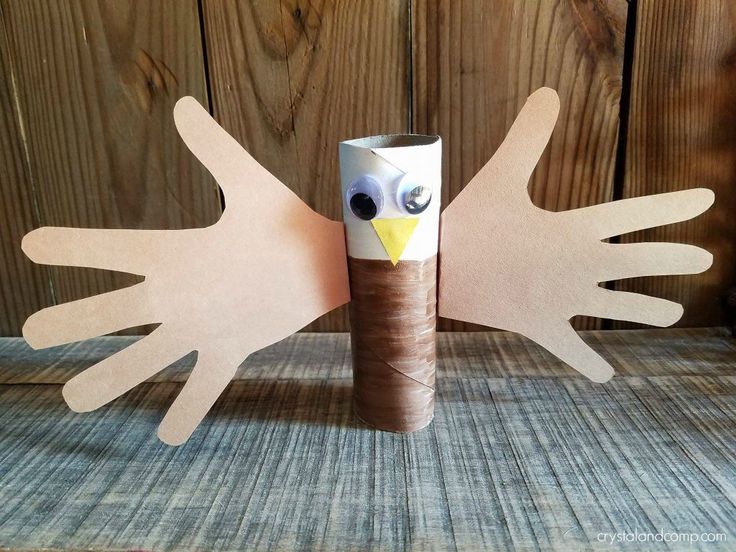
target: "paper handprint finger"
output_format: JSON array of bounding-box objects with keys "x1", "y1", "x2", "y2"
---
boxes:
[
  {"x1": 174, "y1": 97, "x2": 292, "y2": 203},
  {"x1": 23, "y1": 283, "x2": 155, "y2": 349},
  {"x1": 581, "y1": 289, "x2": 683, "y2": 327},
  {"x1": 22, "y1": 227, "x2": 168, "y2": 275},
  {"x1": 452, "y1": 88, "x2": 559, "y2": 205},
  {"x1": 524, "y1": 321, "x2": 614, "y2": 382},
  {"x1": 63, "y1": 327, "x2": 189, "y2": 412},
  {"x1": 157, "y1": 350, "x2": 241, "y2": 446},
  {"x1": 597, "y1": 242, "x2": 713, "y2": 282},
  {"x1": 573, "y1": 188, "x2": 715, "y2": 240},
  {"x1": 494, "y1": 87, "x2": 560, "y2": 188}
]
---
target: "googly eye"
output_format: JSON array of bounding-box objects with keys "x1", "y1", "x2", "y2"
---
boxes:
[
  {"x1": 346, "y1": 176, "x2": 384, "y2": 221},
  {"x1": 397, "y1": 175, "x2": 432, "y2": 215}
]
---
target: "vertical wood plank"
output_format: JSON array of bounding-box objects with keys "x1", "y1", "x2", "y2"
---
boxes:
[
  {"x1": 615, "y1": 0, "x2": 736, "y2": 327},
  {"x1": 0, "y1": 7, "x2": 52, "y2": 335},
  {"x1": 202, "y1": 0, "x2": 411, "y2": 331},
  {"x1": 413, "y1": 0, "x2": 628, "y2": 330},
  {"x1": 1, "y1": 0, "x2": 221, "y2": 332}
]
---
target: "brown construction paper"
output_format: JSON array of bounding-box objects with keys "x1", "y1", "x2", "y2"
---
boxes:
[
  {"x1": 438, "y1": 87, "x2": 715, "y2": 382},
  {"x1": 348, "y1": 256, "x2": 437, "y2": 432},
  {"x1": 21, "y1": 97, "x2": 350, "y2": 445}
]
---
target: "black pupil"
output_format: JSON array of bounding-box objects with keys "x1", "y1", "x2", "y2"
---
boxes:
[{"x1": 350, "y1": 193, "x2": 377, "y2": 220}]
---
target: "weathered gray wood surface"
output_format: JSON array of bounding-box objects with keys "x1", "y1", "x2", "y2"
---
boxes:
[{"x1": 0, "y1": 329, "x2": 734, "y2": 551}]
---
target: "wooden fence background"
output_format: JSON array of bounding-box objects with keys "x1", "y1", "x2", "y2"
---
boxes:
[{"x1": 1, "y1": 0, "x2": 734, "y2": 335}]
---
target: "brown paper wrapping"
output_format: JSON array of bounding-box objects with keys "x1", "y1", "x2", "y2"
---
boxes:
[{"x1": 348, "y1": 255, "x2": 437, "y2": 432}]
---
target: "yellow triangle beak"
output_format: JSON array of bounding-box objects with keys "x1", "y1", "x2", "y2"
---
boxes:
[{"x1": 370, "y1": 218, "x2": 419, "y2": 265}]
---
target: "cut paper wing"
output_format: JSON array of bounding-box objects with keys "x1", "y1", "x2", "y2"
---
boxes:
[
  {"x1": 22, "y1": 97, "x2": 350, "y2": 445},
  {"x1": 438, "y1": 88, "x2": 714, "y2": 382}
]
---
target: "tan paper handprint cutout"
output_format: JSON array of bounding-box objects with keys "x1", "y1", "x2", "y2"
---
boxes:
[
  {"x1": 22, "y1": 97, "x2": 350, "y2": 445},
  {"x1": 438, "y1": 88, "x2": 714, "y2": 382}
]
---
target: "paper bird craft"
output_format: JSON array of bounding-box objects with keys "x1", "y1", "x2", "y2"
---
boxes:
[{"x1": 21, "y1": 88, "x2": 714, "y2": 444}]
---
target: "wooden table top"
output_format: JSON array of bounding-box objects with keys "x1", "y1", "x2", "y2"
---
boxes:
[{"x1": 0, "y1": 329, "x2": 734, "y2": 551}]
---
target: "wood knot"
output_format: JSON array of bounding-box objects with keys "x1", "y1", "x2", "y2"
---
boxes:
[
  {"x1": 721, "y1": 45, "x2": 736, "y2": 74},
  {"x1": 120, "y1": 49, "x2": 178, "y2": 113},
  {"x1": 570, "y1": 0, "x2": 624, "y2": 60}
]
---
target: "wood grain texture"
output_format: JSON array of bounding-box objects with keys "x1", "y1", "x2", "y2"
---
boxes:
[
  {"x1": 201, "y1": 0, "x2": 411, "y2": 331},
  {"x1": 0, "y1": 6, "x2": 52, "y2": 336},
  {"x1": 1, "y1": 0, "x2": 733, "y2": 339},
  {"x1": 0, "y1": 328, "x2": 733, "y2": 384},
  {"x1": 0, "y1": 0, "x2": 221, "y2": 327},
  {"x1": 615, "y1": 0, "x2": 736, "y2": 327},
  {"x1": 0, "y1": 330, "x2": 733, "y2": 550},
  {"x1": 413, "y1": 0, "x2": 628, "y2": 331}
]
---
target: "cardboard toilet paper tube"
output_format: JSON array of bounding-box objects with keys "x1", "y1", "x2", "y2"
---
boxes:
[
  {"x1": 339, "y1": 134, "x2": 441, "y2": 432},
  {"x1": 348, "y1": 256, "x2": 437, "y2": 432}
]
